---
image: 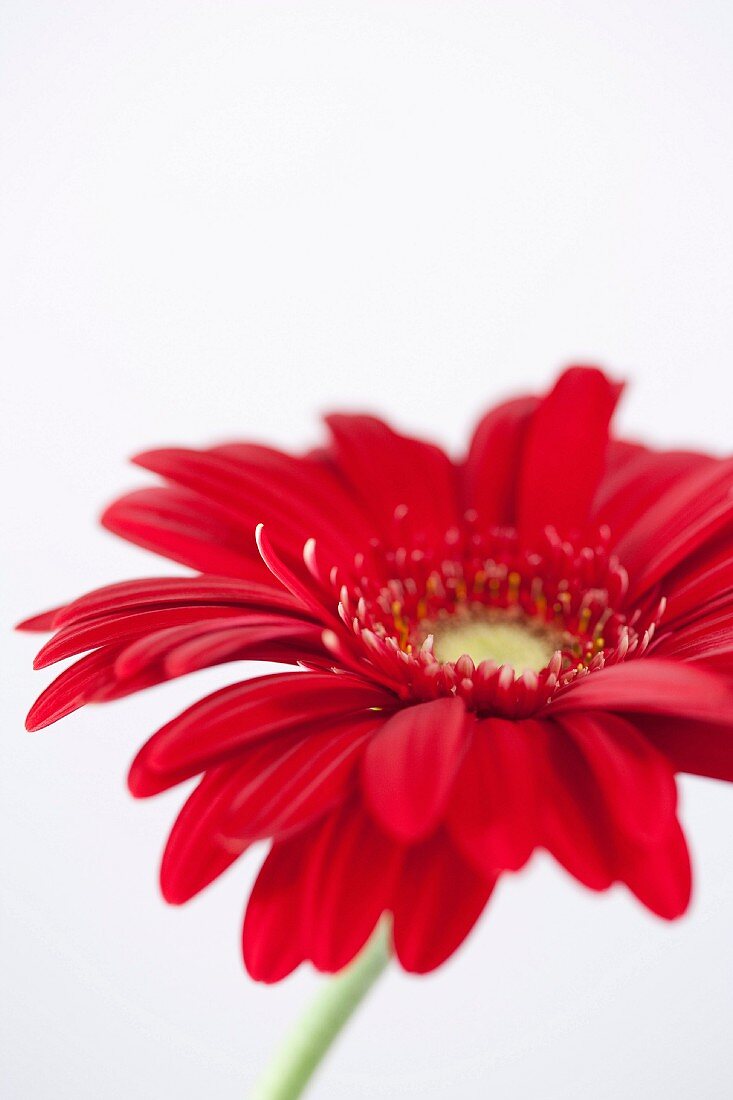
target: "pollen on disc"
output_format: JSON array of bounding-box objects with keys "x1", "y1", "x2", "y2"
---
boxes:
[{"x1": 430, "y1": 615, "x2": 559, "y2": 673}]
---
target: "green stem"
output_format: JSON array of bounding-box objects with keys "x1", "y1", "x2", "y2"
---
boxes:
[{"x1": 250, "y1": 922, "x2": 392, "y2": 1100}]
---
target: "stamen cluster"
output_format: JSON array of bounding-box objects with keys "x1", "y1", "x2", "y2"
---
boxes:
[{"x1": 317, "y1": 520, "x2": 666, "y2": 717}]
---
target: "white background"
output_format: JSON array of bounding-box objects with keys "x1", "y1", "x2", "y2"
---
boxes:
[{"x1": 3, "y1": 2, "x2": 732, "y2": 1097}]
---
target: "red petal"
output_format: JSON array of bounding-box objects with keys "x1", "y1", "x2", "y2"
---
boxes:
[
  {"x1": 556, "y1": 712, "x2": 677, "y2": 845},
  {"x1": 391, "y1": 833, "x2": 494, "y2": 974},
  {"x1": 34, "y1": 605, "x2": 265, "y2": 668},
  {"x1": 535, "y1": 722, "x2": 616, "y2": 890},
  {"x1": 128, "y1": 671, "x2": 394, "y2": 795},
  {"x1": 463, "y1": 395, "x2": 538, "y2": 527},
  {"x1": 102, "y1": 487, "x2": 269, "y2": 579},
  {"x1": 635, "y1": 715, "x2": 733, "y2": 783},
  {"x1": 54, "y1": 575, "x2": 306, "y2": 627},
  {"x1": 255, "y1": 523, "x2": 334, "y2": 623},
  {"x1": 619, "y1": 818, "x2": 692, "y2": 920},
  {"x1": 447, "y1": 717, "x2": 539, "y2": 874},
  {"x1": 114, "y1": 617, "x2": 321, "y2": 680},
  {"x1": 16, "y1": 606, "x2": 66, "y2": 632},
  {"x1": 549, "y1": 660, "x2": 733, "y2": 722},
  {"x1": 663, "y1": 544, "x2": 733, "y2": 626},
  {"x1": 649, "y1": 607, "x2": 733, "y2": 665},
  {"x1": 517, "y1": 366, "x2": 622, "y2": 543},
  {"x1": 220, "y1": 716, "x2": 378, "y2": 841},
  {"x1": 613, "y1": 458, "x2": 733, "y2": 596},
  {"x1": 361, "y1": 697, "x2": 470, "y2": 841},
  {"x1": 161, "y1": 622, "x2": 325, "y2": 677},
  {"x1": 159, "y1": 762, "x2": 252, "y2": 904},
  {"x1": 26, "y1": 648, "x2": 129, "y2": 730},
  {"x1": 592, "y1": 449, "x2": 711, "y2": 541},
  {"x1": 303, "y1": 802, "x2": 402, "y2": 972},
  {"x1": 325, "y1": 414, "x2": 458, "y2": 540},
  {"x1": 209, "y1": 441, "x2": 377, "y2": 548},
  {"x1": 159, "y1": 718, "x2": 378, "y2": 905},
  {"x1": 134, "y1": 447, "x2": 371, "y2": 570},
  {"x1": 242, "y1": 831, "x2": 313, "y2": 982}
]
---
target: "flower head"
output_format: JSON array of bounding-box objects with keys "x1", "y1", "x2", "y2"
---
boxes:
[{"x1": 22, "y1": 366, "x2": 733, "y2": 979}]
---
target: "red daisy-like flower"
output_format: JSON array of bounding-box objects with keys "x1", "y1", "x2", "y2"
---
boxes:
[{"x1": 22, "y1": 366, "x2": 733, "y2": 980}]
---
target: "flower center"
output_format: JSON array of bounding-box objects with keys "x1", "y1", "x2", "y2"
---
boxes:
[
  {"x1": 317, "y1": 522, "x2": 667, "y2": 717},
  {"x1": 428, "y1": 610, "x2": 562, "y2": 674}
]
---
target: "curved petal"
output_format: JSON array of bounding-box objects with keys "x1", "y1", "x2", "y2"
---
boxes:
[
  {"x1": 361, "y1": 697, "x2": 470, "y2": 841},
  {"x1": 33, "y1": 605, "x2": 272, "y2": 668},
  {"x1": 618, "y1": 817, "x2": 692, "y2": 920},
  {"x1": 534, "y1": 721, "x2": 616, "y2": 890},
  {"x1": 391, "y1": 832, "x2": 495, "y2": 974},
  {"x1": 53, "y1": 575, "x2": 307, "y2": 627},
  {"x1": 16, "y1": 606, "x2": 66, "y2": 632},
  {"x1": 220, "y1": 716, "x2": 379, "y2": 843},
  {"x1": 517, "y1": 366, "x2": 623, "y2": 543},
  {"x1": 114, "y1": 617, "x2": 324, "y2": 680},
  {"x1": 613, "y1": 458, "x2": 733, "y2": 597},
  {"x1": 634, "y1": 714, "x2": 733, "y2": 783},
  {"x1": 548, "y1": 660, "x2": 733, "y2": 722},
  {"x1": 128, "y1": 671, "x2": 394, "y2": 796},
  {"x1": 133, "y1": 447, "x2": 372, "y2": 570},
  {"x1": 302, "y1": 802, "x2": 402, "y2": 972},
  {"x1": 592, "y1": 449, "x2": 712, "y2": 543},
  {"x1": 325, "y1": 414, "x2": 459, "y2": 541},
  {"x1": 27, "y1": 649, "x2": 118, "y2": 730},
  {"x1": 159, "y1": 761, "x2": 253, "y2": 905},
  {"x1": 662, "y1": 543, "x2": 733, "y2": 627},
  {"x1": 555, "y1": 712, "x2": 677, "y2": 845},
  {"x1": 463, "y1": 395, "x2": 538, "y2": 527},
  {"x1": 209, "y1": 441, "x2": 378, "y2": 547},
  {"x1": 102, "y1": 487, "x2": 270, "y2": 579},
  {"x1": 242, "y1": 831, "x2": 314, "y2": 983},
  {"x1": 446, "y1": 717, "x2": 539, "y2": 874},
  {"x1": 159, "y1": 718, "x2": 376, "y2": 905}
]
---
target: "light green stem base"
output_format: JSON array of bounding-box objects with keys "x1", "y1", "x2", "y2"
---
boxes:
[{"x1": 250, "y1": 922, "x2": 391, "y2": 1100}]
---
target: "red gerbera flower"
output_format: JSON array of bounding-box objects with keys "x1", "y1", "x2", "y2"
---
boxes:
[{"x1": 22, "y1": 366, "x2": 733, "y2": 981}]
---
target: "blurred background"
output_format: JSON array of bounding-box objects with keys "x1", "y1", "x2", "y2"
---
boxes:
[{"x1": 3, "y1": 2, "x2": 732, "y2": 1097}]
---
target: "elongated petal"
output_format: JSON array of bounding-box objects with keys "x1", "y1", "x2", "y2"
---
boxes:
[
  {"x1": 614, "y1": 458, "x2": 733, "y2": 596},
  {"x1": 54, "y1": 575, "x2": 307, "y2": 627},
  {"x1": 517, "y1": 366, "x2": 622, "y2": 542},
  {"x1": 303, "y1": 802, "x2": 402, "y2": 972},
  {"x1": 592, "y1": 449, "x2": 711, "y2": 541},
  {"x1": 549, "y1": 660, "x2": 733, "y2": 722},
  {"x1": 16, "y1": 606, "x2": 66, "y2": 632},
  {"x1": 114, "y1": 616, "x2": 322, "y2": 680},
  {"x1": 392, "y1": 833, "x2": 495, "y2": 974},
  {"x1": 102, "y1": 487, "x2": 269, "y2": 578},
  {"x1": 26, "y1": 648, "x2": 159, "y2": 730},
  {"x1": 463, "y1": 395, "x2": 538, "y2": 526},
  {"x1": 662, "y1": 543, "x2": 733, "y2": 626},
  {"x1": 134, "y1": 447, "x2": 370, "y2": 570},
  {"x1": 535, "y1": 722, "x2": 616, "y2": 890},
  {"x1": 242, "y1": 831, "x2": 314, "y2": 982},
  {"x1": 160, "y1": 719, "x2": 378, "y2": 906},
  {"x1": 447, "y1": 717, "x2": 539, "y2": 875},
  {"x1": 159, "y1": 761, "x2": 253, "y2": 904},
  {"x1": 160, "y1": 622, "x2": 325, "y2": 677},
  {"x1": 555, "y1": 712, "x2": 677, "y2": 845},
  {"x1": 33, "y1": 605, "x2": 259, "y2": 668},
  {"x1": 128, "y1": 671, "x2": 394, "y2": 795},
  {"x1": 325, "y1": 414, "x2": 458, "y2": 540},
  {"x1": 635, "y1": 715, "x2": 733, "y2": 783},
  {"x1": 361, "y1": 697, "x2": 470, "y2": 841},
  {"x1": 618, "y1": 818, "x2": 692, "y2": 920},
  {"x1": 221, "y1": 716, "x2": 378, "y2": 842}
]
